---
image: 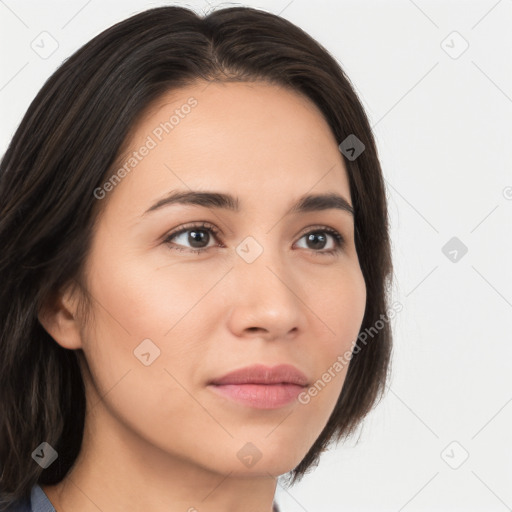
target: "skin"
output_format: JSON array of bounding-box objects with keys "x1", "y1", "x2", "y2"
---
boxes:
[{"x1": 39, "y1": 81, "x2": 367, "y2": 512}]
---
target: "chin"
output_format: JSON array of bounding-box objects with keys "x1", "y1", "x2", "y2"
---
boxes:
[{"x1": 215, "y1": 437, "x2": 311, "y2": 478}]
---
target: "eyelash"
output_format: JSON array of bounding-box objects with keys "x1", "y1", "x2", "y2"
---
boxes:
[{"x1": 162, "y1": 221, "x2": 345, "y2": 256}]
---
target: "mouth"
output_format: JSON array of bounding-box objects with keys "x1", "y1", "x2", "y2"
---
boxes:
[{"x1": 207, "y1": 363, "x2": 309, "y2": 410}]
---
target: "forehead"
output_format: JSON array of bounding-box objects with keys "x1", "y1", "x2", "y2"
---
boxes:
[{"x1": 101, "y1": 81, "x2": 351, "y2": 218}]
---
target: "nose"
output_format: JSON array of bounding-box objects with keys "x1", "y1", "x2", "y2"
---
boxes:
[{"x1": 225, "y1": 243, "x2": 308, "y2": 342}]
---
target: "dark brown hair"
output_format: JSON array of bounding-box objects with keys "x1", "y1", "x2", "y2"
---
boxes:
[{"x1": 0, "y1": 5, "x2": 393, "y2": 508}]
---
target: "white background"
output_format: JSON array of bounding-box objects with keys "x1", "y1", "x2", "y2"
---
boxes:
[{"x1": 1, "y1": 1, "x2": 511, "y2": 510}]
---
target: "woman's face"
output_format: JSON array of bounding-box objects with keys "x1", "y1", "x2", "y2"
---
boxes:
[{"x1": 72, "y1": 81, "x2": 366, "y2": 476}]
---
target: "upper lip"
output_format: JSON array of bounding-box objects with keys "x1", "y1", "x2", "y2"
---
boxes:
[{"x1": 209, "y1": 364, "x2": 309, "y2": 386}]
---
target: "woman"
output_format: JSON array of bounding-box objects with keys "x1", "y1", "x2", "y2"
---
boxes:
[{"x1": 0, "y1": 5, "x2": 393, "y2": 511}]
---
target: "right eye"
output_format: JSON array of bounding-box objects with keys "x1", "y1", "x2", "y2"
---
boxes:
[{"x1": 163, "y1": 222, "x2": 223, "y2": 254}]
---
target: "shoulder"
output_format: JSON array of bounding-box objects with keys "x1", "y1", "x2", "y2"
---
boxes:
[
  {"x1": 30, "y1": 484, "x2": 55, "y2": 512},
  {"x1": 2, "y1": 484, "x2": 55, "y2": 512}
]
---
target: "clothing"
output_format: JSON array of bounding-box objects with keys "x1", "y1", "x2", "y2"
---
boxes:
[
  {"x1": 3, "y1": 484, "x2": 55, "y2": 511},
  {"x1": 30, "y1": 485, "x2": 55, "y2": 511},
  {"x1": 6, "y1": 484, "x2": 281, "y2": 511}
]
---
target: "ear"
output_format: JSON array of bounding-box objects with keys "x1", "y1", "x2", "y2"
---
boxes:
[{"x1": 38, "y1": 282, "x2": 84, "y2": 350}]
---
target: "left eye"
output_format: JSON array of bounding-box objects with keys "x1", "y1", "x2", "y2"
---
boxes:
[
  {"x1": 295, "y1": 230, "x2": 343, "y2": 252},
  {"x1": 163, "y1": 222, "x2": 345, "y2": 255}
]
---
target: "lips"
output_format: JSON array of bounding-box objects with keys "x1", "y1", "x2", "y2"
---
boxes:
[
  {"x1": 208, "y1": 364, "x2": 310, "y2": 409},
  {"x1": 209, "y1": 363, "x2": 309, "y2": 387}
]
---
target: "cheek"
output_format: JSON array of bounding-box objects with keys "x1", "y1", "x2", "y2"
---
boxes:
[
  {"x1": 84, "y1": 246, "x2": 177, "y2": 340},
  {"x1": 88, "y1": 239, "x2": 232, "y2": 342},
  {"x1": 79, "y1": 243, "x2": 224, "y2": 403},
  {"x1": 77, "y1": 255, "x2": 206, "y2": 446},
  {"x1": 314, "y1": 262, "x2": 367, "y2": 352},
  {"x1": 302, "y1": 264, "x2": 366, "y2": 406}
]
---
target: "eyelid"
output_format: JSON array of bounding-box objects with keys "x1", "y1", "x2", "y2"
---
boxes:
[{"x1": 162, "y1": 220, "x2": 221, "y2": 243}]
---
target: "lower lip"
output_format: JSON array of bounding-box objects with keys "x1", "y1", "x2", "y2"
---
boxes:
[{"x1": 208, "y1": 383, "x2": 305, "y2": 409}]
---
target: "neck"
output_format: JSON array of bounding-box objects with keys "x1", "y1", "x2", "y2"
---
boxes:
[{"x1": 42, "y1": 397, "x2": 279, "y2": 512}]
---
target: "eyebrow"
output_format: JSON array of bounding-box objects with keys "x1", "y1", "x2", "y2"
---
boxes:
[{"x1": 142, "y1": 190, "x2": 354, "y2": 217}]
